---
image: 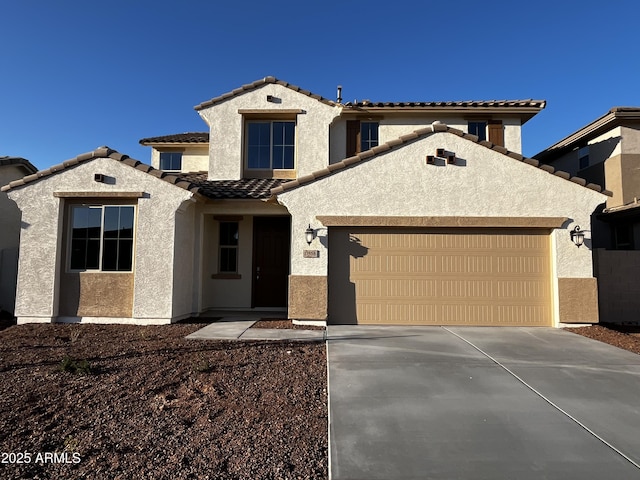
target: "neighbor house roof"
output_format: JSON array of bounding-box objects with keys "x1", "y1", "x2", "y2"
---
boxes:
[
  {"x1": 139, "y1": 132, "x2": 209, "y2": 145},
  {"x1": 0, "y1": 147, "x2": 285, "y2": 200},
  {"x1": 535, "y1": 107, "x2": 640, "y2": 161},
  {"x1": 269, "y1": 123, "x2": 611, "y2": 198},
  {"x1": 0, "y1": 156, "x2": 37, "y2": 175},
  {"x1": 194, "y1": 76, "x2": 338, "y2": 111}
]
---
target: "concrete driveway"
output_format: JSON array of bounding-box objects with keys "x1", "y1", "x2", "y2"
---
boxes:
[{"x1": 327, "y1": 326, "x2": 640, "y2": 480}]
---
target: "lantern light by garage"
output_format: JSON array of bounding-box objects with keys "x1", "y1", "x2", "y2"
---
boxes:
[
  {"x1": 305, "y1": 224, "x2": 315, "y2": 245},
  {"x1": 570, "y1": 225, "x2": 585, "y2": 248}
]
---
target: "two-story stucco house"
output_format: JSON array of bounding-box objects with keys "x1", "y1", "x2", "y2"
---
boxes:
[
  {"x1": 2, "y1": 77, "x2": 609, "y2": 326},
  {"x1": 0, "y1": 156, "x2": 37, "y2": 315}
]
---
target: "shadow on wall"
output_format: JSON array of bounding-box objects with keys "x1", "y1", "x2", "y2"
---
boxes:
[{"x1": 328, "y1": 232, "x2": 368, "y2": 325}]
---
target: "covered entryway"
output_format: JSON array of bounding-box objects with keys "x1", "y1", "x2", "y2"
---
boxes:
[{"x1": 328, "y1": 227, "x2": 552, "y2": 326}]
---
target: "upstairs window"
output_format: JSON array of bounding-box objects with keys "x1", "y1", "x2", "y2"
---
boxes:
[
  {"x1": 70, "y1": 205, "x2": 135, "y2": 271},
  {"x1": 346, "y1": 120, "x2": 379, "y2": 157},
  {"x1": 468, "y1": 120, "x2": 504, "y2": 146},
  {"x1": 468, "y1": 121, "x2": 487, "y2": 141},
  {"x1": 246, "y1": 121, "x2": 295, "y2": 170},
  {"x1": 159, "y1": 152, "x2": 182, "y2": 171},
  {"x1": 360, "y1": 122, "x2": 379, "y2": 152}
]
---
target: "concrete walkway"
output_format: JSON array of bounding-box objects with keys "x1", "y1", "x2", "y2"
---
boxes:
[
  {"x1": 327, "y1": 326, "x2": 640, "y2": 480},
  {"x1": 186, "y1": 317, "x2": 326, "y2": 341}
]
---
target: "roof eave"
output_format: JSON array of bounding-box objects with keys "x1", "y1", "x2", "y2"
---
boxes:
[{"x1": 536, "y1": 107, "x2": 640, "y2": 160}]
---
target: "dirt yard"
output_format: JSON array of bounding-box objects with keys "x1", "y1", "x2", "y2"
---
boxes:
[{"x1": 0, "y1": 321, "x2": 327, "y2": 480}]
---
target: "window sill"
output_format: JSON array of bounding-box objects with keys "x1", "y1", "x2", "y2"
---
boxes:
[{"x1": 211, "y1": 273, "x2": 242, "y2": 280}]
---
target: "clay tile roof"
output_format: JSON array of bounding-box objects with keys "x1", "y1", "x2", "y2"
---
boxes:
[
  {"x1": 344, "y1": 99, "x2": 546, "y2": 109},
  {"x1": 194, "y1": 76, "x2": 337, "y2": 111},
  {"x1": 177, "y1": 172, "x2": 289, "y2": 199},
  {"x1": 139, "y1": 132, "x2": 209, "y2": 145},
  {"x1": 269, "y1": 123, "x2": 611, "y2": 198},
  {"x1": 0, "y1": 147, "x2": 202, "y2": 197},
  {"x1": 0, "y1": 156, "x2": 38, "y2": 174}
]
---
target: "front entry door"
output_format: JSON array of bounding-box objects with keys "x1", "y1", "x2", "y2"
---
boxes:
[{"x1": 252, "y1": 217, "x2": 291, "y2": 308}]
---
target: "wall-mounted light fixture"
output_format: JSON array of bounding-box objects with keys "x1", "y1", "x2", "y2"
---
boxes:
[
  {"x1": 305, "y1": 224, "x2": 315, "y2": 245},
  {"x1": 570, "y1": 225, "x2": 585, "y2": 248},
  {"x1": 94, "y1": 173, "x2": 105, "y2": 183}
]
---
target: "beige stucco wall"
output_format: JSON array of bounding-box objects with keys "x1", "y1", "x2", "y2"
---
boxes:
[
  {"x1": 172, "y1": 201, "x2": 197, "y2": 319},
  {"x1": 150, "y1": 146, "x2": 209, "y2": 173},
  {"x1": 198, "y1": 83, "x2": 340, "y2": 180},
  {"x1": 328, "y1": 116, "x2": 522, "y2": 164},
  {"x1": 278, "y1": 131, "x2": 606, "y2": 325},
  {"x1": 8, "y1": 157, "x2": 194, "y2": 324}
]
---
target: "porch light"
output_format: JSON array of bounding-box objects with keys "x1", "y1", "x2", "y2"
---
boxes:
[
  {"x1": 305, "y1": 224, "x2": 315, "y2": 245},
  {"x1": 570, "y1": 226, "x2": 585, "y2": 248}
]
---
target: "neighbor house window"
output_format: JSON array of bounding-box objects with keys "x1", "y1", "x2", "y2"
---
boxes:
[
  {"x1": 70, "y1": 205, "x2": 135, "y2": 271},
  {"x1": 578, "y1": 146, "x2": 590, "y2": 170},
  {"x1": 219, "y1": 222, "x2": 239, "y2": 273},
  {"x1": 246, "y1": 121, "x2": 295, "y2": 170},
  {"x1": 346, "y1": 120, "x2": 379, "y2": 157},
  {"x1": 159, "y1": 152, "x2": 182, "y2": 171},
  {"x1": 614, "y1": 224, "x2": 633, "y2": 250}
]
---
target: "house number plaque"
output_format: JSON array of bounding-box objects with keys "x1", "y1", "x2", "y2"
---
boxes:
[{"x1": 303, "y1": 250, "x2": 320, "y2": 258}]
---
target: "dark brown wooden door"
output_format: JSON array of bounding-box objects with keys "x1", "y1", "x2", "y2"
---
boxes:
[{"x1": 252, "y1": 217, "x2": 291, "y2": 307}]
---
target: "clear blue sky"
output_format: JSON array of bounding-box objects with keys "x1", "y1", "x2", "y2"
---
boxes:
[{"x1": 1, "y1": 0, "x2": 639, "y2": 170}]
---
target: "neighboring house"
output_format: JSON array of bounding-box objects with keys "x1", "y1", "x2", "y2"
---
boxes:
[
  {"x1": 2, "y1": 77, "x2": 609, "y2": 327},
  {"x1": 535, "y1": 107, "x2": 640, "y2": 323},
  {"x1": 0, "y1": 156, "x2": 37, "y2": 314}
]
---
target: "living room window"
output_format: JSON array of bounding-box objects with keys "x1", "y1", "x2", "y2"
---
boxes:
[
  {"x1": 159, "y1": 152, "x2": 182, "y2": 171},
  {"x1": 246, "y1": 121, "x2": 295, "y2": 170},
  {"x1": 219, "y1": 221, "x2": 239, "y2": 273},
  {"x1": 346, "y1": 120, "x2": 379, "y2": 157},
  {"x1": 69, "y1": 205, "x2": 135, "y2": 271}
]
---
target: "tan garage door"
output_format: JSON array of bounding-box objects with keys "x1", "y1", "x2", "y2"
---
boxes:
[{"x1": 328, "y1": 228, "x2": 552, "y2": 326}]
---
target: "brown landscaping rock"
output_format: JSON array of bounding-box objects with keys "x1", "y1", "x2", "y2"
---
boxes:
[
  {"x1": 565, "y1": 324, "x2": 640, "y2": 355},
  {"x1": 251, "y1": 319, "x2": 325, "y2": 331},
  {"x1": 0, "y1": 323, "x2": 327, "y2": 479}
]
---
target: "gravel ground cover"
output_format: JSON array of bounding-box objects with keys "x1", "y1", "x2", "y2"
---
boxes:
[
  {"x1": 0, "y1": 321, "x2": 327, "y2": 480},
  {"x1": 251, "y1": 319, "x2": 325, "y2": 331}
]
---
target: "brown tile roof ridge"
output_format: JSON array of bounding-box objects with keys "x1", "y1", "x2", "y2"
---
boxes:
[
  {"x1": 344, "y1": 99, "x2": 546, "y2": 109},
  {"x1": 139, "y1": 132, "x2": 209, "y2": 145},
  {"x1": 194, "y1": 76, "x2": 338, "y2": 111},
  {"x1": 0, "y1": 146, "x2": 204, "y2": 198},
  {"x1": 268, "y1": 123, "x2": 611, "y2": 198},
  {"x1": 0, "y1": 156, "x2": 38, "y2": 174}
]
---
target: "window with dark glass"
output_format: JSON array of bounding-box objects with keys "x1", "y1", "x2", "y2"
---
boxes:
[
  {"x1": 159, "y1": 152, "x2": 182, "y2": 171},
  {"x1": 346, "y1": 120, "x2": 380, "y2": 157},
  {"x1": 578, "y1": 146, "x2": 590, "y2": 170},
  {"x1": 468, "y1": 121, "x2": 487, "y2": 141},
  {"x1": 219, "y1": 222, "x2": 239, "y2": 273},
  {"x1": 614, "y1": 224, "x2": 633, "y2": 250},
  {"x1": 360, "y1": 122, "x2": 379, "y2": 152},
  {"x1": 247, "y1": 121, "x2": 295, "y2": 169},
  {"x1": 70, "y1": 205, "x2": 135, "y2": 271}
]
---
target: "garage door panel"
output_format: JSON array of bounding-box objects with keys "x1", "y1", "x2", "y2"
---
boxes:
[{"x1": 329, "y1": 227, "x2": 552, "y2": 326}]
